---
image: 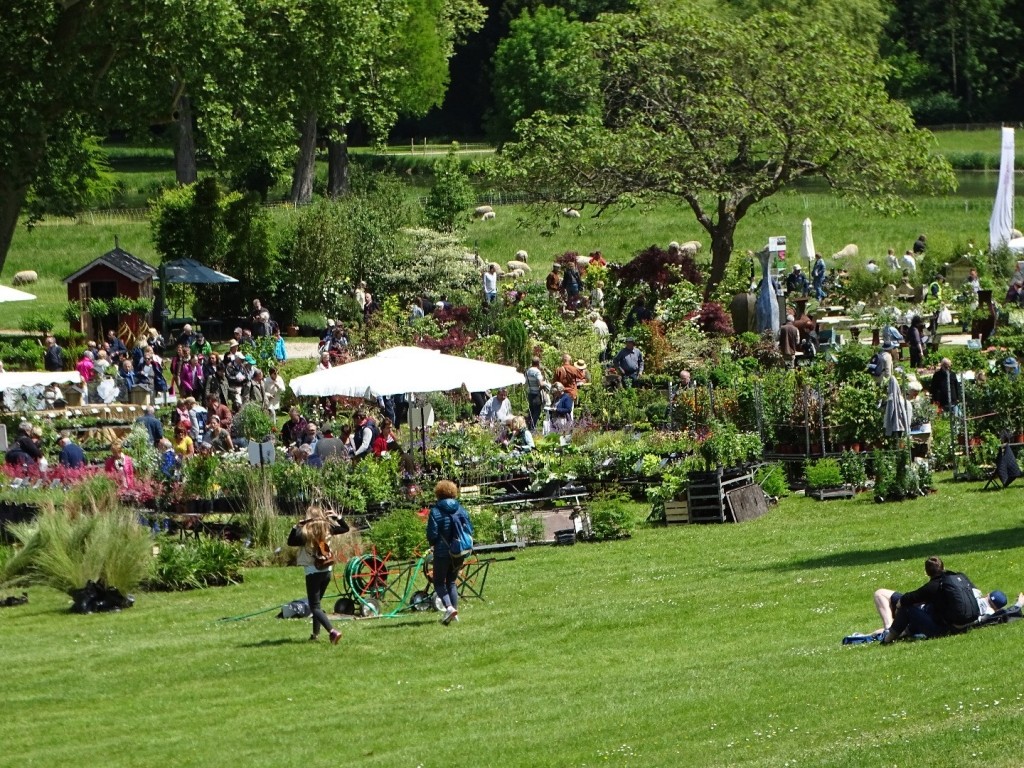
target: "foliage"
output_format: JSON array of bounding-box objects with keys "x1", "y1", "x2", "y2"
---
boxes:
[
  {"x1": 181, "y1": 453, "x2": 221, "y2": 500},
  {"x1": 831, "y1": 375, "x2": 885, "y2": 446},
  {"x1": 838, "y1": 451, "x2": 869, "y2": 489},
  {"x1": 697, "y1": 421, "x2": 761, "y2": 471},
  {"x1": 694, "y1": 302, "x2": 734, "y2": 337},
  {"x1": 275, "y1": 172, "x2": 411, "y2": 317},
  {"x1": 18, "y1": 312, "x2": 56, "y2": 335},
  {"x1": 804, "y1": 458, "x2": 844, "y2": 490},
  {"x1": 236, "y1": 402, "x2": 274, "y2": 443},
  {"x1": 487, "y1": 5, "x2": 600, "y2": 145},
  {"x1": 3, "y1": 502, "x2": 152, "y2": 596},
  {"x1": 611, "y1": 245, "x2": 702, "y2": 302},
  {"x1": 423, "y1": 144, "x2": 475, "y2": 232},
  {"x1": 587, "y1": 496, "x2": 639, "y2": 540},
  {"x1": 755, "y1": 463, "x2": 789, "y2": 497},
  {"x1": 872, "y1": 448, "x2": 931, "y2": 501},
  {"x1": 365, "y1": 507, "x2": 428, "y2": 559},
  {"x1": 148, "y1": 536, "x2": 244, "y2": 591},
  {"x1": 150, "y1": 179, "x2": 278, "y2": 319},
  {"x1": 496, "y1": 5, "x2": 955, "y2": 297}
]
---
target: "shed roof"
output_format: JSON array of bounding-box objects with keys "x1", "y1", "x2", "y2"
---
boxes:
[{"x1": 63, "y1": 246, "x2": 157, "y2": 285}]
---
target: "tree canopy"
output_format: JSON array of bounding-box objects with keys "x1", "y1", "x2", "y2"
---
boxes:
[{"x1": 496, "y1": 3, "x2": 956, "y2": 297}]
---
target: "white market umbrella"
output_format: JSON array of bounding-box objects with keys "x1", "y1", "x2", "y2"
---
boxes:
[
  {"x1": 289, "y1": 346, "x2": 525, "y2": 398},
  {"x1": 800, "y1": 218, "x2": 815, "y2": 267},
  {"x1": 0, "y1": 285, "x2": 36, "y2": 303},
  {"x1": 989, "y1": 127, "x2": 1015, "y2": 252}
]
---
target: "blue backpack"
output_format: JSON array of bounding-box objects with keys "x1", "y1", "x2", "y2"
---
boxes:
[{"x1": 448, "y1": 510, "x2": 474, "y2": 557}]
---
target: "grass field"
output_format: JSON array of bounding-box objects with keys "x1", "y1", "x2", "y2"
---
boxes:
[{"x1": 3, "y1": 475, "x2": 1024, "y2": 767}]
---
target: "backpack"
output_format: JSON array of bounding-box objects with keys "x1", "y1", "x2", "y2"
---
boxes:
[
  {"x1": 448, "y1": 510, "x2": 474, "y2": 558},
  {"x1": 938, "y1": 572, "x2": 981, "y2": 626},
  {"x1": 866, "y1": 352, "x2": 882, "y2": 375},
  {"x1": 313, "y1": 538, "x2": 333, "y2": 570}
]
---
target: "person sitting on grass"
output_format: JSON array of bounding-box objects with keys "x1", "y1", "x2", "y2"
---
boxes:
[
  {"x1": 878, "y1": 557, "x2": 985, "y2": 643},
  {"x1": 872, "y1": 585, "x2": 1021, "y2": 639}
]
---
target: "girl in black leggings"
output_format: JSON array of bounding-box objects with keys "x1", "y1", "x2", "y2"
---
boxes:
[{"x1": 288, "y1": 507, "x2": 349, "y2": 643}]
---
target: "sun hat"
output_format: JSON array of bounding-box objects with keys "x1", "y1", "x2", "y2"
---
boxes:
[
  {"x1": 793, "y1": 264, "x2": 802, "y2": 270},
  {"x1": 990, "y1": 590, "x2": 1008, "y2": 609},
  {"x1": 1004, "y1": 357, "x2": 1017, "y2": 368},
  {"x1": 229, "y1": 339, "x2": 239, "y2": 348},
  {"x1": 574, "y1": 359, "x2": 587, "y2": 370}
]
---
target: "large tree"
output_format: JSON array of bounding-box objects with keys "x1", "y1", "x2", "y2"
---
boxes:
[
  {"x1": 487, "y1": 5, "x2": 600, "y2": 145},
  {"x1": 496, "y1": 4, "x2": 956, "y2": 297}
]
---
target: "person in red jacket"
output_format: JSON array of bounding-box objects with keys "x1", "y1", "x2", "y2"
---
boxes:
[{"x1": 371, "y1": 418, "x2": 399, "y2": 457}]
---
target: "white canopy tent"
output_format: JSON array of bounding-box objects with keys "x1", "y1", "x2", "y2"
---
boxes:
[
  {"x1": 0, "y1": 285, "x2": 37, "y2": 303},
  {"x1": 0, "y1": 371, "x2": 82, "y2": 389},
  {"x1": 288, "y1": 346, "x2": 525, "y2": 398}
]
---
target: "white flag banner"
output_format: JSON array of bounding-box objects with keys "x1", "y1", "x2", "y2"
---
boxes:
[{"x1": 990, "y1": 126, "x2": 1015, "y2": 252}]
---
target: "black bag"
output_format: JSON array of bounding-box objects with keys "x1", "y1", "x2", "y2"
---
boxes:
[
  {"x1": 866, "y1": 352, "x2": 882, "y2": 375},
  {"x1": 939, "y1": 572, "x2": 981, "y2": 626}
]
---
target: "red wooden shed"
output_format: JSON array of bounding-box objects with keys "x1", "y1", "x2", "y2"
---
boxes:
[{"x1": 63, "y1": 240, "x2": 156, "y2": 341}]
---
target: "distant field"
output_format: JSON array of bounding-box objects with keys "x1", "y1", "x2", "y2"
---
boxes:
[{"x1": 2, "y1": 128, "x2": 1020, "y2": 333}]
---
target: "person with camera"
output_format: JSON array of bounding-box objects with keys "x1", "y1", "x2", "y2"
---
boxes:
[{"x1": 287, "y1": 507, "x2": 350, "y2": 644}]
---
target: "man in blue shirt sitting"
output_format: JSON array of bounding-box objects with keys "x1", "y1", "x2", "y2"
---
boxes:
[{"x1": 58, "y1": 432, "x2": 87, "y2": 469}]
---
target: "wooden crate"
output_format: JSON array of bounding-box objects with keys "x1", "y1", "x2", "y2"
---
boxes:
[
  {"x1": 664, "y1": 499, "x2": 689, "y2": 524},
  {"x1": 686, "y1": 467, "x2": 755, "y2": 523}
]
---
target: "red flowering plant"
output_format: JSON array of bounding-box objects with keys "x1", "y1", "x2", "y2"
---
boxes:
[
  {"x1": 1, "y1": 462, "x2": 103, "y2": 487},
  {"x1": 118, "y1": 475, "x2": 162, "y2": 508}
]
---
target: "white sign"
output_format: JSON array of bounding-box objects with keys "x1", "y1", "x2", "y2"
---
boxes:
[{"x1": 768, "y1": 236, "x2": 787, "y2": 260}]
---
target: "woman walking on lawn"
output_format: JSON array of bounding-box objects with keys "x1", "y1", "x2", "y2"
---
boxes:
[
  {"x1": 288, "y1": 507, "x2": 350, "y2": 644},
  {"x1": 427, "y1": 480, "x2": 473, "y2": 625}
]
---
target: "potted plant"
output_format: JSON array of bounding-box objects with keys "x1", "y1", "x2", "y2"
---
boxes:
[{"x1": 804, "y1": 458, "x2": 851, "y2": 500}]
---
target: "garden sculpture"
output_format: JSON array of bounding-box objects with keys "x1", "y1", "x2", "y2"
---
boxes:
[{"x1": 755, "y1": 248, "x2": 780, "y2": 335}]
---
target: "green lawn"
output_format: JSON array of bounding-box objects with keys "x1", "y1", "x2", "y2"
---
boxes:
[{"x1": 3, "y1": 476, "x2": 1024, "y2": 767}]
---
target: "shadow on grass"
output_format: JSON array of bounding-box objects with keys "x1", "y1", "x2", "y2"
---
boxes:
[
  {"x1": 778, "y1": 525, "x2": 1024, "y2": 571},
  {"x1": 359, "y1": 618, "x2": 436, "y2": 630},
  {"x1": 238, "y1": 637, "x2": 308, "y2": 648}
]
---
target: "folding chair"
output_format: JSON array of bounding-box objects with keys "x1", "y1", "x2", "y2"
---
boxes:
[{"x1": 983, "y1": 442, "x2": 1022, "y2": 490}]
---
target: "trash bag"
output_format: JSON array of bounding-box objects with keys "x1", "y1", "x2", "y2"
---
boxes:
[{"x1": 69, "y1": 580, "x2": 135, "y2": 614}]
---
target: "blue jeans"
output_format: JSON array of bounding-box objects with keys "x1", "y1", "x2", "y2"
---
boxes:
[
  {"x1": 433, "y1": 555, "x2": 465, "y2": 610},
  {"x1": 813, "y1": 280, "x2": 826, "y2": 300}
]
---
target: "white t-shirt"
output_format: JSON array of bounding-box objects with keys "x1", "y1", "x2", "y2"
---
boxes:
[
  {"x1": 901, "y1": 254, "x2": 916, "y2": 272},
  {"x1": 482, "y1": 271, "x2": 497, "y2": 293},
  {"x1": 974, "y1": 589, "x2": 996, "y2": 618},
  {"x1": 480, "y1": 396, "x2": 511, "y2": 423},
  {"x1": 593, "y1": 319, "x2": 610, "y2": 349}
]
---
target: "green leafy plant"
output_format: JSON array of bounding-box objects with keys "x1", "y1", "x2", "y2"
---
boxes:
[
  {"x1": 838, "y1": 451, "x2": 868, "y2": 489},
  {"x1": 365, "y1": 507, "x2": 428, "y2": 559},
  {"x1": 755, "y1": 463, "x2": 789, "y2": 497},
  {"x1": 588, "y1": 496, "x2": 639, "y2": 540},
  {"x1": 804, "y1": 458, "x2": 844, "y2": 490},
  {"x1": 235, "y1": 402, "x2": 274, "y2": 443},
  {"x1": 149, "y1": 536, "x2": 244, "y2": 590}
]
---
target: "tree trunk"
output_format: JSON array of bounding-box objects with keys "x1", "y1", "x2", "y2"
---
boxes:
[
  {"x1": 289, "y1": 111, "x2": 318, "y2": 205},
  {"x1": 0, "y1": 181, "x2": 31, "y2": 277},
  {"x1": 705, "y1": 218, "x2": 737, "y2": 300},
  {"x1": 327, "y1": 134, "x2": 350, "y2": 198},
  {"x1": 174, "y1": 93, "x2": 198, "y2": 185}
]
